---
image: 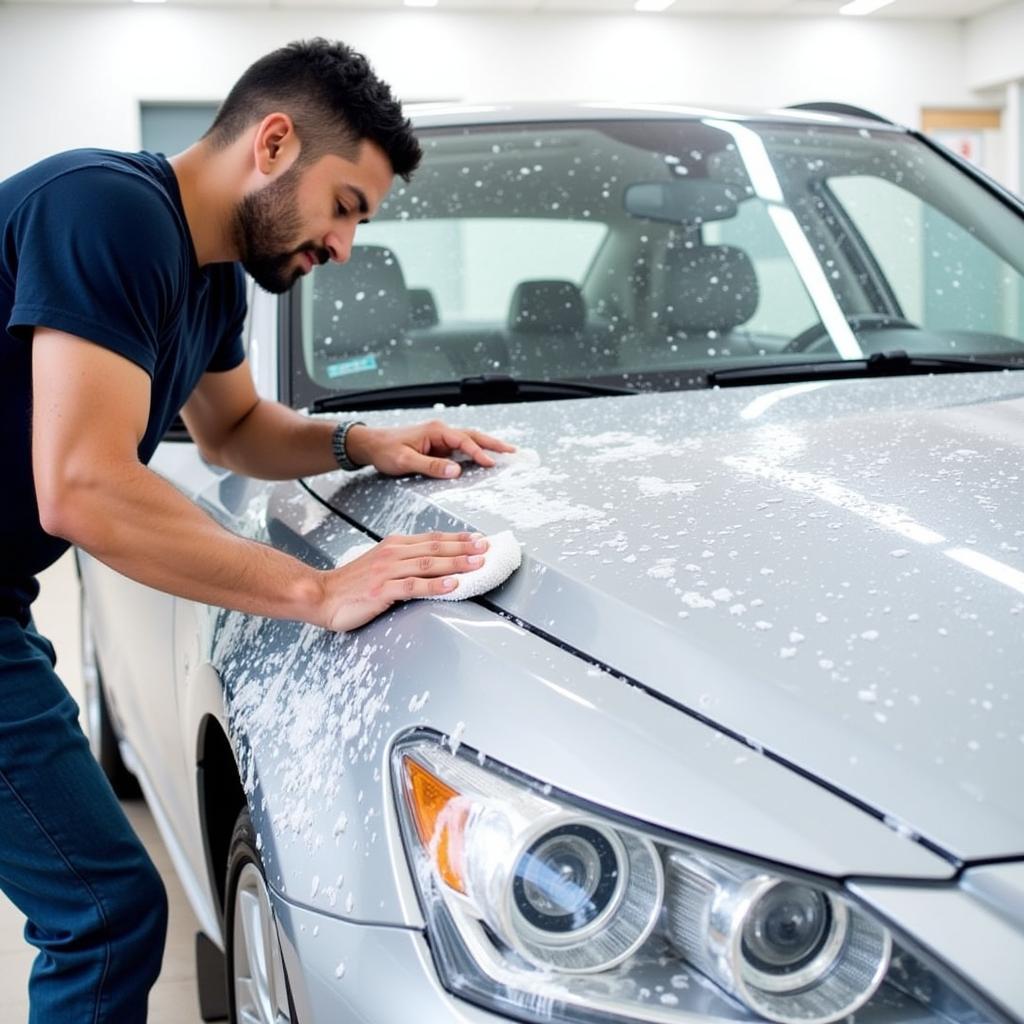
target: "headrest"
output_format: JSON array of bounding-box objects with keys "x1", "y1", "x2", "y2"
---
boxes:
[
  {"x1": 408, "y1": 287, "x2": 440, "y2": 329},
  {"x1": 508, "y1": 280, "x2": 586, "y2": 334},
  {"x1": 313, "y1": 245, "x2": 410, "y2": 352},
  {"x1": 665, "y1": 244, "x2": 758, "y2": 333}
]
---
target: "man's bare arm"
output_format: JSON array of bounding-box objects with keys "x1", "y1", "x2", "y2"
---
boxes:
[
  {"x1": 32, "y1": 329, "x2": 488, "y2": 631},
  {"x1": 180, "y1": 362, "x2": 339, "y2": 479},
  {"x1": 181, "y1": 361, "x2": 516, "y2": 482}
]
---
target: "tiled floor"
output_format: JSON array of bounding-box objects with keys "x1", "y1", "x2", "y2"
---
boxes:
[{"x1": 0, "y1": 552, "x2": 206, "y2": 1022}]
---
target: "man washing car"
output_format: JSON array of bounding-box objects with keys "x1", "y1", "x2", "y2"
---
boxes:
[{"x1": 0, "y1": 38, "x2": 513, "y2": 1021}]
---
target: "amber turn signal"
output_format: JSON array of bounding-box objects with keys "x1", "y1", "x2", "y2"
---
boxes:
[{"x1": 403, "y1": 755, "x2": 470, "y2": 893}]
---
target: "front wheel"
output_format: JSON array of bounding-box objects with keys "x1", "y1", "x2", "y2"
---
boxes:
[{"x1": 225, "y1": 807, "x2": 297, "y2": 1024}]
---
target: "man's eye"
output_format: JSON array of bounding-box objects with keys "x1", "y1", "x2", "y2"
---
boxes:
[{"x1": 335, "y1": 202, "x2": 348, "y2": 218}]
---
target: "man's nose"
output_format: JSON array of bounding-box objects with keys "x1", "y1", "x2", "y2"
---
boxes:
[{"x1": 325, "y1": 226, "x2": 356, "y2": 264}]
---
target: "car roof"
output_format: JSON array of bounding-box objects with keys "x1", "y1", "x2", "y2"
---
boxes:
[{"x1": 405, "y1": 100, "x2": 909, "y2": 133}]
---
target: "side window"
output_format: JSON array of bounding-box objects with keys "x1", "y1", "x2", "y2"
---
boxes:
[
  {"x1": 703, "y1": 199, "x2": 819, "y2": 340},
  {"x1": 829, "y1": 175, "x2": 1024, "y2": 341}
]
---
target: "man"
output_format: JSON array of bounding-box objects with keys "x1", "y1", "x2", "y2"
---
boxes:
[{"x1": 0, "y1": 38, "x2": 513, "y2": 1021}]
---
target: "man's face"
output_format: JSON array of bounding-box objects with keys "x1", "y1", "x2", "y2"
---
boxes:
[{"x1": 235, "y1": 139, "x2": 395, "y2": 294}]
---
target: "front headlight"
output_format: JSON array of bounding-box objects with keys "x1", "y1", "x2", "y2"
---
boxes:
[
  {"x1": 471, "y1": 810, "x2": 663, "y2": 973},
  {"x1": 664, "y1": 852, "x2": 889, "y2": 1023},
  {"x1": 394, "y1": 735, "x2": 996, "y2": 1024}
]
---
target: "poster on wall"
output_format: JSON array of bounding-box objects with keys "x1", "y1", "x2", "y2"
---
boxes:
[{"x1": 929, "y1": 129, "x2": 985, "y2": 167}]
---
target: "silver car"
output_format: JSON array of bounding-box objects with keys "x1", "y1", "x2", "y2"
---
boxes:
[{"x1": 79, "y1": 102, "x2": 1024, "y2": 1024}]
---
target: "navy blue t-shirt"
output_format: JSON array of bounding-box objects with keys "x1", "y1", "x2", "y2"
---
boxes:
[{"x1": 0, "y1": 149, "x2": 246, "y2": 623}]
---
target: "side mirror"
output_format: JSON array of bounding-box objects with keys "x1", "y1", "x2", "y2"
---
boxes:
[{"x1": 624, "y1": 181, "x2": 741, "y2": 225}]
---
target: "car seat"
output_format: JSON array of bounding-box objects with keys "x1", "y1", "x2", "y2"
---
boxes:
[
  {"x1": 665, "y1": 243, "x2": 759, "y2": 341},
  {"x1": 506, "y1": 279, "x2": 597, "y2": 379},
  {"x1": 310, "y1": 246, "x2": 452, "y2": 388}
]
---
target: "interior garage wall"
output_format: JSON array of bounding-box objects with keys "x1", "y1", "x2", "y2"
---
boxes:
[
  {"x1": 964, "y1": 0, "x2": 1024, "y2": 92},
  {"x1": 964, "y1": 0, "x2": 1024, "y2": 195},
  {"x1": 0, "y1": 6, "x2": 978, "y2": 180}
]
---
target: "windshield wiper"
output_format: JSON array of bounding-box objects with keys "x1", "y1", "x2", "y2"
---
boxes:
[
  {"x1": 310, "y1": 374, "x2": 639, "y2": 413},
  {"x1": 707, "y1": 350, "x2": 1024, "y2": 388}
]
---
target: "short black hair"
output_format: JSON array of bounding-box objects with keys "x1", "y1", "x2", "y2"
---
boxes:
[{"x1": 204, "y1": 38, "x2": 421, "y2": 181}]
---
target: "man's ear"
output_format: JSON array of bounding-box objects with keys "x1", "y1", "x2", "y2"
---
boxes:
[{"x1": 253, "y1": 113, "x2": 300, "y2": 176}]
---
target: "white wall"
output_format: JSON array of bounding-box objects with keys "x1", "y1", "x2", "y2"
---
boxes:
[
  {"x1": 0, "y1": 6, "x2": 978, "y2": 179},
  {"x1": 964, "y1": 1, "x2": 1024, "y2": 195},
  {"x1": 965, "y1": 0, "x2": 1024, "y2": 92}
]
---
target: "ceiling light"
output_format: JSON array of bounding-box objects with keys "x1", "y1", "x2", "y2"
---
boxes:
[
  {"x1": 634, "y1": 0, "x2": 676, "y2": 11},
  {"x1": 839, "y1": 0, "x2": 896, "y2": 14},
  {"x1": 404, "y1": 0, "x2": 439, "y2": 6}
]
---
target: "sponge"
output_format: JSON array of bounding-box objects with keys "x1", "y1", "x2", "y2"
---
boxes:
[{"x1": 338, "y1": 530, "x2": 522, "y2": 601}]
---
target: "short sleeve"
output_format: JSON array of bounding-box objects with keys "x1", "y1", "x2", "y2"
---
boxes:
[
  {"x1": 7, "y1": 166, "x2": 181, "y2": 378},
  {"x1": 205, "y1": 263, "x2": 247, "y2": 373}
]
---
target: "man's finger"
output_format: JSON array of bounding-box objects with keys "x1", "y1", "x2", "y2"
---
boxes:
[
  {"x1": 442, "y1": 429, "x2": 495, "y2": 468},
  {"x1": 401, "y1": 450, "x2": 461, "y2": 479},
  {"x1": 398, "y1": 538, "x2": 489, "y2": 561},
  {"x1": 397, "y1": 553, "x2": 484, "y2": 576},
  {"x1": 383, "y1": 531, "x2": 477, "y2": 546},
  {"x1": 382, "y1": 575, "x2": 459, "y2": 600},
  {"x1": 469, "y1": 430, "x2": 517, "y2": 454}
]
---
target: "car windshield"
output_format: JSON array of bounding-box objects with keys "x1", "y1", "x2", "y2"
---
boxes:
[{"x1": 292, "y1": 116, "x2": 1024, "y2": 405}]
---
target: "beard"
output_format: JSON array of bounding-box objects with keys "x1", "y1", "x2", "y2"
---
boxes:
[{"x1": 233, "y1": 165, "x2": 330, "y2": 294}]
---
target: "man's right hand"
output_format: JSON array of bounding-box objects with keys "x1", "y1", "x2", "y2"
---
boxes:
[{"x1": 317, "y1": 532, "x2": 488, "y2": 632}]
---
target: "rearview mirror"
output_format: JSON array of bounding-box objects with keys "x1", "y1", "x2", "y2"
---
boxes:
[{"x1": 624, "y1": 181, "x2": 741, "y2": 225}]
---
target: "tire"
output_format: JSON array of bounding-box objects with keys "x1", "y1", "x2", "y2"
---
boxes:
[
  {"x1": 225, "y1": 807, "x2": 298, "y2": 1024},
  {"x1": 80, "y1": 594, "x2": 142, "y2": 799}
]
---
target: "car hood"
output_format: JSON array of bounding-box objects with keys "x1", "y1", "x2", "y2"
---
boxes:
[{"x1": 304, "y1": 372, "x2": 1024, "y2": 863}]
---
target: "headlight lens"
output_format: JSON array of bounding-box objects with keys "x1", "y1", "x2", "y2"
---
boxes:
[
  {"x1": 665, "y1": 852, "x2": 890, "y2": 1023},
  {"x1": 394, "y1": 736, "x2": 997, "y2": 1024},
  {"x1": 741, "y1": 882, "x2": 833, "y2": 973},
  {"x1": 516, "y1": 823, "x2": 618, "y2": 932},
  {"x1": 503, "y1": 821, "x2": 662, "y2": 972}
]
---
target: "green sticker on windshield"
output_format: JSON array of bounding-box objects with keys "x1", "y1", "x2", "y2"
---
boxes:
[{"x1": 326, "y1": 354, "x2": 378, "y2": 378}]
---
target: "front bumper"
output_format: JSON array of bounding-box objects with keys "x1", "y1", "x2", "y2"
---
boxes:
[{"x1": 272, "y1": 892, "x2": 503, "y2": 1023}]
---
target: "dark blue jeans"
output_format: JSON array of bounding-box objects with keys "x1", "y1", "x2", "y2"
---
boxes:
[{"x1": 0, "y1": 616, "x2": 168, "y2": 1022}]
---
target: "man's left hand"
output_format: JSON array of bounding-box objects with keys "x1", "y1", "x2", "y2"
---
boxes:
[{"x1": 345, "y1": 421, "x2": 517, "y2": 480}]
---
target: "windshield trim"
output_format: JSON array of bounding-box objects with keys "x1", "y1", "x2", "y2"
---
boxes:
[{"x1": 912, "y1": 129, "x2": 1024, "y2": 222}]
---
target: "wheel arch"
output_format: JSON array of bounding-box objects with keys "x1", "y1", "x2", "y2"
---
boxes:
[{"x1": 197, "y1": 713, "x2": 247, "y2": 929}]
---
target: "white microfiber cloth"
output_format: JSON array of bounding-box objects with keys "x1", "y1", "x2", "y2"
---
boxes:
[{"x1": 338, "y1": 530, "x2": 522, "y2": 601}]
